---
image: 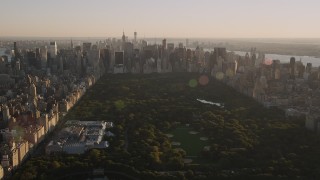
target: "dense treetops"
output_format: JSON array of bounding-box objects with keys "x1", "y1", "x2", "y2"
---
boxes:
[{"x1": 14, "y1": 73, "x2": 320, "y2": 180}]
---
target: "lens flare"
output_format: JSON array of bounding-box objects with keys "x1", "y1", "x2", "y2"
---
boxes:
[
  {"x1": 264, "y1": 58, "x2": 273, "y2": 65},
  {"x1": 226, "y1": 68, "x2": 234, "y2": 77},
  {"x1": 188, "y1": 79, "x2": 198, "y2": 88},
  {"x1": 215, "y1": 72, "x2": 224, "y2": 80},
  {"x1": 198, "y1": 75, "x2": 209, "y2": 86}
]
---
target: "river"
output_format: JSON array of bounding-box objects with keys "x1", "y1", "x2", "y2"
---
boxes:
[
  {"x1": 0, "y1": 48, "x2": 12, "y2": 61},
  {"x1": 232, "y1": 50, "x2": 320, "y2": 67}
]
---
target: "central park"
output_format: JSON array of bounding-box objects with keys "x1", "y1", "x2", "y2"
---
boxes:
[{"x1": 14, "y1": 73, "x2": 320, "y2": 180}]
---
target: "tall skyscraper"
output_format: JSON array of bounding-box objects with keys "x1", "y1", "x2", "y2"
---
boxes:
[
  {"x1": 13, "y1": 42, "x2": 21, "y2": 62},
  {"x1": 167, "y1": 43, "x2": 174, "y2": 52},
  {"x1": 2, "y1": 105, "x2": 11, "y2": 122},
  {"x1": 71, "y1": 38, "x2": 74, "y2": 49},
  {"x1": 134, "y1": 32, "x2": 137, "y2": 43},
  {"x1": 306, "y1": 63, "x2": 312, "y2": 74},
  {"x1": 30, "y1": 83, "x2": 37, "y2": 98},
  {"x1": 290, "y1": 57, "x2": 295, "y2": 79},
  {"x1": 83, "y1": 43, "x2": 92, "y2": 52},
  {"x1": 162, "y1": 39, "x2": 167, "y2": 49},
  {"x1": 272, "y1": 60, "x2": 281, "y2": 80},
  {"x1": 35, "y1": 48, "x2": 41, "y2": 59},
  {"x1": 40, "y1": 46, "x2": 48, "y2": 69},
  {"x1": 115, "y1": 51, "x2": 124, "y2": 65},
  {"x1": 114, "y1": 51, "x2": 125, "y2": 73},
  {"x1": 49, "y1": 41, "x2": 57, "y2": 58},
  {"x1": 122, "y1": 31, "x2": 126, "y2": 43},
  {"x1": 13, "y1": 42, "x2": 17, "y2": 57}
]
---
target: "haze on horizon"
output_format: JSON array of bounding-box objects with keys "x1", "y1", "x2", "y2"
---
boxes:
[{"x1": 1, "y1": 0, "x2": 320, "y2": 38}]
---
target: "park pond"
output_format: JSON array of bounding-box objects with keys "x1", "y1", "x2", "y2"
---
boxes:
[{"x1": 196, "y1": 99, "x2": 224, "y2": 108}]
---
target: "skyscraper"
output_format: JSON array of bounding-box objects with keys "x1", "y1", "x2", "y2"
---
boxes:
[
  {"x1": 40, "y1": 46, "x2": 48, "y2": 69},
  {"x1": 13, "y1": 42, "x2": 18, "y2": 57},
  {"x1": 2, "y1": 105, "x2": 11, "y2": 122},
  {"x1": 71, "y1": 38, "x2": 74, "y2": 49},
  {"x1": 162, "y1": 39, "x2": 167, "y2": 49},
  {"x1": 122, "y1": 31, "x2": 126, "y2": 43},
  {"x1": 306, "y1": 63, "x2": 312, "y2": 74},
  {"x1": 134, "y1": 32, "x2": 137, "y2": 43},
  {"x1": 290, "y1": 57, "x2": 295, "y2": 79},
  {"x1": 83, "y1": 43, "x2": 92, "y2": 53},
  {"x1": 29, "y1": 83, "x2": 37, "y2": 98},
  {"x1": 115, "y1": 51, "x2": 124, "y2": 65},
  {"x1": 49, "y1": 41, "x2": 57, "y2": 58}
]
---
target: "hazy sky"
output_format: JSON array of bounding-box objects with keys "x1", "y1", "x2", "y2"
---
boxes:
[{"x1": 1, "y1": 0, "x2": 320, "y2": 38}]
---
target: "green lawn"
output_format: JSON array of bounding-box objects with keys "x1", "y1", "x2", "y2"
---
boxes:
[{"x1": 170, "y1": 127, "x2": 210, "y2": 157}]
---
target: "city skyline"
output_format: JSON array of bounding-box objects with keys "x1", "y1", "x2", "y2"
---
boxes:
[
  {"x1": 3, "y1": 1, "x2": 320, "y2": 178},
  {"x1": 1, "y1": 0, "x2": 320, "y2": 38}
]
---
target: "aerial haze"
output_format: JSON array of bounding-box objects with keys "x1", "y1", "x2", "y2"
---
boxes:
[
  {"x1": 3, "y1": 1, "x2": 320, "y2": 180},
  {"x1": 1, "y1": 0, "x2": 320, "y2": 38}
]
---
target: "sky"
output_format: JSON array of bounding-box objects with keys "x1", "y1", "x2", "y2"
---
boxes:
[{"x1": 1, "y1": 0, "x2": 320, "y2": 38}]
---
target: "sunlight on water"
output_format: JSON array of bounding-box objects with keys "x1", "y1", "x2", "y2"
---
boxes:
[{"x1": 197, "y1": 99, "x2": 224, "y2": 108}]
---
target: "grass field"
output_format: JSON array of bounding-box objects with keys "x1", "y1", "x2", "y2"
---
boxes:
[{"x1": 170, "y1": 127, "x2": 210, "y2": 157}]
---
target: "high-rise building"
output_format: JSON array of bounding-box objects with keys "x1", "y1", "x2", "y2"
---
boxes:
[
  {"x1": 167, "y1": 43, "x2": 174, "y2": 52},
  {"x1": 134, "y1": 32, "x2": 137, "y2": 43},
  {"x1": 2, "y1": 105, "x2": 10, "y2": 122},
  {"x1": 49, "y1": 41, "x2": 57, "y2": 58},
  {"x1": 290, "y1": 57, "x2": 295, "y2": 79},
  {"x1": 1, "y1": 155, "x2": 9, "y2": 168},
  {"x1": 0, "y1": 164, "x2": 3, "y2": 179},
  {"x1": 162, "y1": 39, "x2": 167, "y2": 49},
  {"x1": 100, "y1": 49, "x2": 111, "y2": 69},
  {"x1": 83, "y1": 43, "x2": 92, "y2": 53},
  {"x1": 306, "y1": 63, "x2": 312, "y2": 73},
  {"x1": 13, "y1": 42, "x2": 18, "y2": 57},
  {"x1": 141, "y1": 40, "x2": 148, "y2": 48},
  {"x1": 71, "y1": 38, "x2": 74, "y2": 49},
  {"x1": 30, "y1": 83, "x2": 37, "y2": 98},
  {"x1": 122, "y1": 32, "x2": 126, "y2": 43},
  {"x1": 114, "y1": 51, "x2": 125, "y2": 73},
  {"x1": 13, "y1": 42, "x2": 21, "y2": 62},
  {"x1": 209, "y1": 47, "x2": 227, "y2": 70},
  {"x1": 11, "y1": 148, "x2": 19, "y2": 170},
  {"x1": 59, "y1": 56, "x2": 64, "y2": 73},
  {"x1": 214, "y1": 47, "x2": 227, "y2": 60},
  {"x1": 40, "y1": 46, "x2": 48, "y2": 69},
  {"x1": 115, "y1": 51, "x2": 124, "y2": 65},
  {"x1": 35, "y1": 48, "x2": 41, "y2": 59},
  {"x1": 27, "y1": 51, "x2": 37, "y2": 67},
  {"x1": 272, "y1": 60, "x2": 281, "y2": 80},
  {"x1": 17, "y1": 141, "x2": 28, "y2": 163}
]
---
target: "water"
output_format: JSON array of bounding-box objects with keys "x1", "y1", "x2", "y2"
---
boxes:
[
  {"x1": 196, "y1": 99, "x2": 224, "y2": 108},
  {"x1": 232, "y1": 50, "x2": 320, "y2": 67},
  {"x1": 0, "y1": 48, "x2": 12, "y2": 61}
]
